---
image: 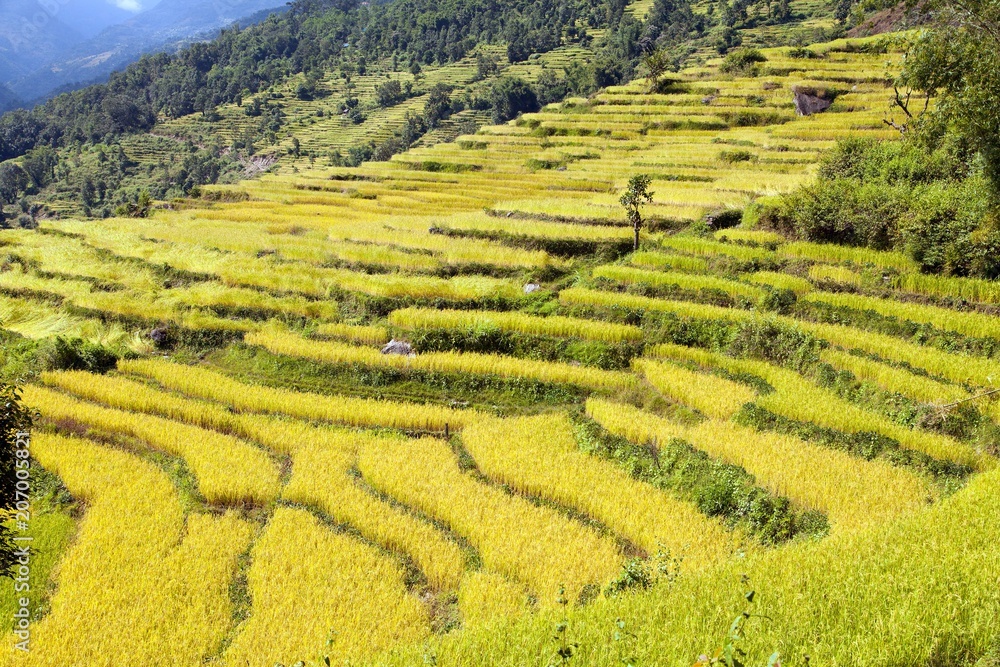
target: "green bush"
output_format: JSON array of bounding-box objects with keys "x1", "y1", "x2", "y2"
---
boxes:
[
  {"x1": 45, "y1": 337, "x2": 119, "y2": 374},
  {"x1": 761, "y1": 134, "x2": 1000, "y2": 277},
  {"x1": 719, "y1": 49, "x2": 767, "y2": 76}
]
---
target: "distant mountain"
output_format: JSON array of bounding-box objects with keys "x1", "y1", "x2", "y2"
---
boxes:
[
  {"x1": 7, "y1": 0, "x2": 288, "y2": 104},
  {"x1": 56, "y1": 1, "x2": 136, "y2": 40},
  {"x1": 0, "y1": 0, "x2": 86, "y2": 82},
  {"x1": 0, "y1": 84, "x2": 22, "y2": 114}
]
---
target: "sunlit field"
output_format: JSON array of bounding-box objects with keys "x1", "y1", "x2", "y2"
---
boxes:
[{"x1": 3, "y1": 17, "x2": 1000, "y2": 667}]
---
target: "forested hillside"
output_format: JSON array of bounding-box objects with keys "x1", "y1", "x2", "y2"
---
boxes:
[{"x1": 1, "y1": 0, "x2": 803, "y2": 221}]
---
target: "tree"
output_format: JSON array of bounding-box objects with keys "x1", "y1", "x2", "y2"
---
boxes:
[
  {"x1": 0, "y1": 164, "x2": 28, "y2": 204},
  {"x1": 423, "y1": 84, "x2": 453, "y2": 128},
  {"x1": 21, "y1": 146, "x2": 58, "y2": 189},
  {"x1": 620, "y1": 174, "x2": 654, "y2": 251},
  {"x1": 535, "y1": 69, "x2": 568, "y2": 105},
  {"x1": 476, "y1": 52, "x2": 499, "y2": 80},
  {"x1": 642, "y1": 48, "x2": 672, "y2": 91},
  {"x1": 489, "y1": 76, "x2": 539, "y2": 124},
  {"x1": 375, "y1": 79, "x2": 404, "y2": 107},
  {"x1": 0, "y1": 384, "x2": 33, "y2": 578},
  {"x1": 80, "y1": 177, "x2": 96, "y2": 207},
  {"x1": 901, "y1": 0, "x2": 1000, "y2": 198},
  {"x1": 115, "y1": 190, "x2": 153, "y2": 218}
]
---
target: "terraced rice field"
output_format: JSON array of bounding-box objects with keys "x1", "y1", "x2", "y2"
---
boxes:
[{"x1": 3, "y1": 28, "x2": 1000, "y2": 667}]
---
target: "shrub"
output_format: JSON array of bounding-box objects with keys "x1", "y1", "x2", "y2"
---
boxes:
[
  {"x1": 719, "y1": 49, "x2": 767, "y2": 76},
  {"x1": 718, "y1": 149, "x2": 755, "y2": 163},
  {"x1": 45, "y1": 337, "x2": 119, "y2": 374}
]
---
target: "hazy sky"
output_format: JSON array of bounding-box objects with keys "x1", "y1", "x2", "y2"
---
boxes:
[{"x1": 107, "y1": 0, "x2": 145, "y2": 11}]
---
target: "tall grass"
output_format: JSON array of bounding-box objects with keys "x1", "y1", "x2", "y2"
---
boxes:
[
  {"x1": 356, "y1": 435, "x2": 623, "y2": 603},
  {"x1": 120, "y1": 358, "x2": 480, "y2": 431},
  {"x1": 219, "y1": 507, "x2": 429, "y2": 666},
  {"x1": 25, "y1": 385, "x2": 282, "y2": 505},
  {"x1": 245, "y1": 328, "x2": 637, "y2": 390},
  {"x1": 463, "y1": 414, "x2": 738, "y2": 566},
  {"x1": 594, "y1": 265, "x2": 765, "y2": 300},
  {"x1": 25, "y1": 433, "x2": 252, "y2": 665},
  {"x1": 389, "y1": 307, "x2": 643, "y2": 342}
]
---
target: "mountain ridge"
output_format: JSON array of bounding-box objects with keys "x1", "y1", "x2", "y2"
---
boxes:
[{"x1": 4, "y1": 0, "x2": 289, "y2": 105}]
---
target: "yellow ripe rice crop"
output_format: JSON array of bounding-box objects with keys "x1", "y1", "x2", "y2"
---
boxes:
[
  {"x1": 11, "y1": 433, "x2": 251, "y2": 667},
  {"x1": 893, "y1": 271, "x2": 1000, "y2": 305},
  {"x1": 586, "y1": 399, "x2": 929, "y2": 531},
  {"x1": 315, "y1": 321, "x2": 390, "y2": 344},
  {"x1": 724, "y1": 357, "x2": 986, "y2": 470},
  {"x1": 685, "y1": 420, "x2": 930, "y2": 530},
  {"x1": 282, "y1": 433, "x2": 467, "y2": 590},
  {"x1": 0, "y1": 294, "x2": 141, "y2": 349},
  {"x1": 808, "y1": 264, "x2": 863, "y2": 286},
  {"x1": 650, "y1": 344, "x2": 985, "y2": 468},
  {"x1": 376, "y1": 456, "x2": 1000, "y2": 667},
  {"x1": 24, "y1": 385, "x2": 281, "y2": 505},
  {"x1": 802, "y1": 290, "x2": 1000, "y2": 340},
  {"x1": 660, "y1": 235, "x2": 773, "y2": 261},
  {"x1": 634, "y1": 358, "x2": 755, "y2": 419},
  {"x1": 593, "y1": 265, "x2": 765, "y2": 300},
  {"x1": 39, "y1": 370, "x2": 241, "y2": 433},
  {"x1": 332, "y1": 271, "x2": 521, "y2": 301},
  {"x1": 41, "y1": 367, "x2": 468, "y2": 590},
  {"x1": 778, "y1": 241, "x2": 918, "y2": 271},
  {"x1": 585, "y1": 397, "x2": 687, "y2": 453},
  {"x1": 441, "y1": 211, "x2": 633, "y2": 242},
  {"x1": 743, "y1": 271, "x2": 814, "y2": 294},
  {"x1": 629, "y1": 252, "x2": 709, "y2": 273},
  {"x1": 463, "y1": 414, "x2": 736, "y2": 566},
  {"x1": 794, "y1": 319, "x2": 1000, "y2": 389},
  {"x1": 159, "y1": 282, "x2": 341, "y2": 321},
  {"x1": 819, "y1": 349, "x2": 971, "y2": 406},
  {"x1": 245, "y1": 328, "x2": 637, "y2": 390},
  {"x1": 219, "y1": 507, "x2": 429, "y2": 667},
  {"x1": 645, "y1": 342, "x2": 722, "y2": 368},
  {"x1": 559, "y1": 287, "x2": 753, "y2": 322},
  {"x1": 120, "y1": 358, "x2": 479, "y2": 431},
  {"x1": 41, "y1": 369, "x2": 338, "y2": 458},
  {"x1": 356, "y1": 435, "x2": 623, "y2": 603},
  {"x1": 714, "y1": 228, "x2": 785, "y2": 245},
  {"x1": 388, "y1": 307, "x2": 643, "y2": 342},
  {"x1": 457, "y1": 571, "x2": 530, "y2": 627}
]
